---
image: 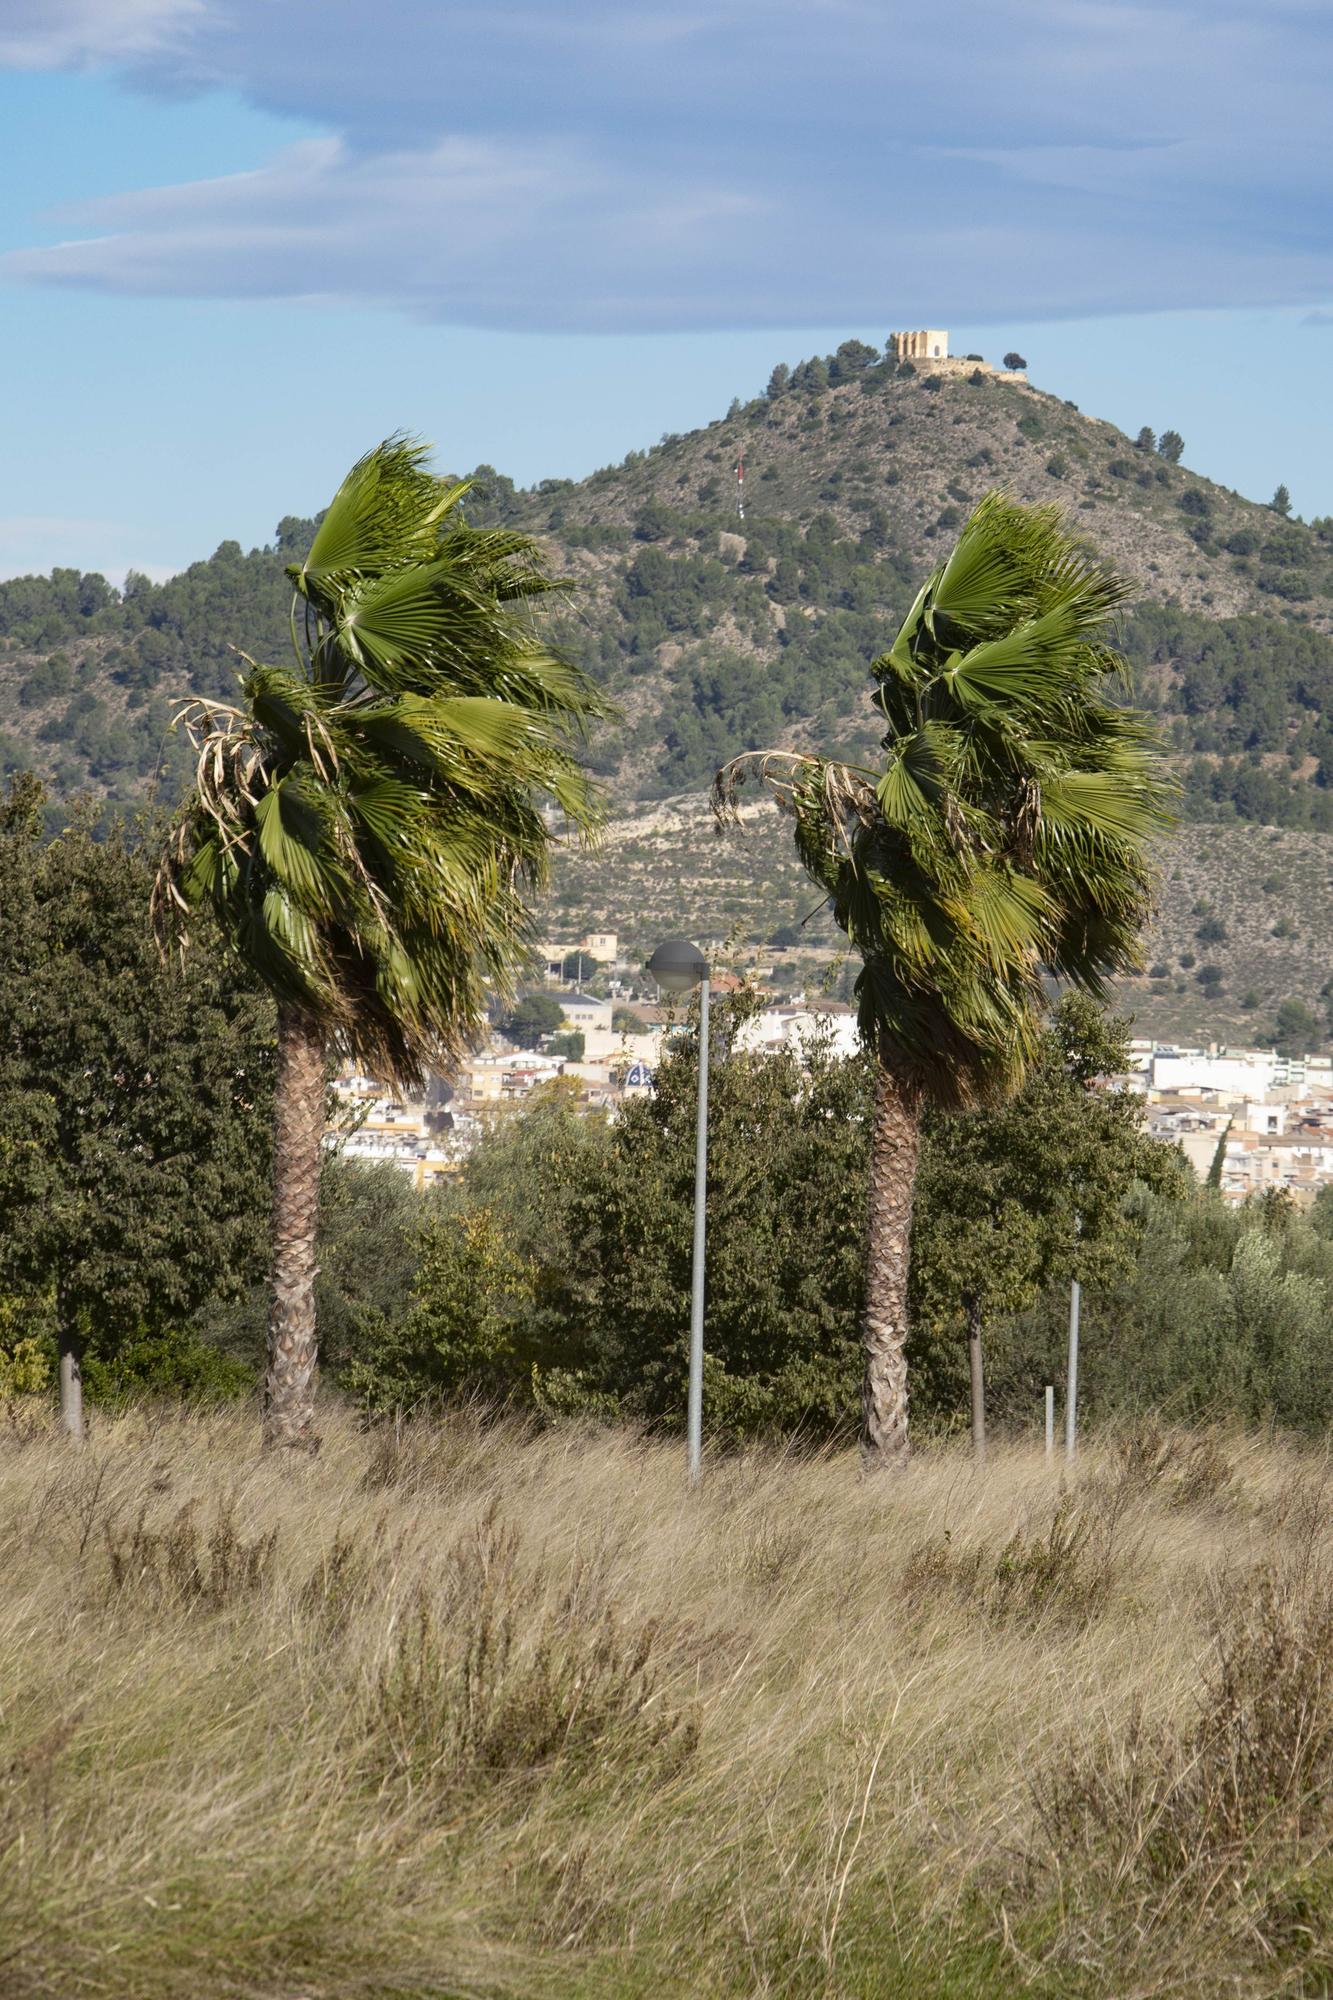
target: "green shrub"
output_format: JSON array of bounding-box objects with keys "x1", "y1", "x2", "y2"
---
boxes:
[
  {"x1": 81, "y1": 1327, "x2": 255, "y2": 1405},
  {"x1": 341, "y1": 1210, "x2": 537, "y2": 1415}
]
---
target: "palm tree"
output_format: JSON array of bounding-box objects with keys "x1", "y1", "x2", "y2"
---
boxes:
[
  {"x1": 156, "y1": 439, "x2": 608, "y2": 1449},
  {"x1": 716, "y1": 494, "x2": 1173, "y2": 1466}
]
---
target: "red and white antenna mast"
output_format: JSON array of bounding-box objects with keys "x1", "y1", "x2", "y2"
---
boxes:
[{"x1": 736, "y1": 446, "x2": 745, "y2": 523}]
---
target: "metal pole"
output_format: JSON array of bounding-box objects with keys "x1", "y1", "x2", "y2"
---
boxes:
[
  {"x1": 687, "y1": 976, "x2": 710, "y2": 1485},
  {"x1": 1065, "y1": 1278, "x2": 1080, "y2": 1461},
  {"x1": 1045, "y1": 1384, "x2": 1054, "y2": 1459}
]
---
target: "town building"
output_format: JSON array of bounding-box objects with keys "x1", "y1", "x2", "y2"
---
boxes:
[
  {"x1": 1136, "y1": 1040, "x2": 1333, "y2": 1207},
  {"x1": 556, "y1": 991, "x2": 615, "y2": 1033},
  {"x1": 538, "y1": 932, "x2": 619, "y2": 981}
]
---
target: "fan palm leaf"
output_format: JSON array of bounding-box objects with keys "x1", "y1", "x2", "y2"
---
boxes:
[
  {"x1": 157, "y1": 437, "x2": 611, "y2": 1449},
  {"x1": 716, "y1": 492, "x2": 1173, "y2": 1465}
]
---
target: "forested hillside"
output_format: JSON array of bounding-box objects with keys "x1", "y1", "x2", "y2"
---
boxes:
[{"x1": 5, "y1": 340, "x2": 1333, "y2": 834}]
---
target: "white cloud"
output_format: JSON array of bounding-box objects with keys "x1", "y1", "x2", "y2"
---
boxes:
[
  {"x1": 4, "y1": 134, "x2": 785, "y2": 329},
  {"x1": 3, "y1": 0, "x2": 1332, "y2": 331},
  {"x1": 0, "y1": 0, "x2": 202, "y2": 69}
]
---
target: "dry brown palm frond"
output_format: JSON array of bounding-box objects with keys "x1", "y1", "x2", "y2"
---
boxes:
[
  {"x1": 302, "y1": 708, "x2": 340, "y2": 785},
  {"x1": 713, "y1": 749, "x2": 878, "y2": 840},
  {"x1": 1011, "y1": 776, "x2": 1042, "y2": 865}
]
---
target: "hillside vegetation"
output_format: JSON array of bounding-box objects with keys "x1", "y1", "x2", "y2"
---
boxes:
[
  {"x1": 4, "y1": 1405, "x2": 1333, "y2": 1999},
  {"x1": 548, "y1": 795, "x2": 1333, "y2": 1045},
  {"x1": 5, "y1": 346, "x2": 1333, "y2": 830},
  {"x1": 8, "y1": 344, "x2": 1333, "y2": 1047}
]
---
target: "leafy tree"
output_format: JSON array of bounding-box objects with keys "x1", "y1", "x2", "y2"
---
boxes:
[
  {"x1": 549, "y1": 1029, "x2": 586, "y2": 1060},
  {"x1": 1272, "y1": 997, "x2": 1319, "y2": 1056},
  {"x1": 341, "y1": 1209, "x2": 535, "y2": 1413},
  {"x1": 911, "y1": 998, "x2": 1185, "y2": 1449},
  {"x1": 1157, "y1": 430, "x2": 1185, "y2": 463},
  {"x1": 998, "y1": 1186, "x2": 1333, "y2": 1433},
  {"x1": 1195, "y1": 915, "x2": 1227, "y2": 944},
  {"x1": 632, "y1": 500, "x2": 673, "y2": 543},
  {"x1": 200, "y1": 1151, "x2": 437, "y2": 1390},
  {"x1": 717, "y1": 495, "x2": 1173, "y2": 1465},
  {"x1": 458, "y1": 1081, "x2": 612, "y2": 1354},
  {"x1": 0, "y1": 775, "x2": 275, "y2": 1435},
  {"x1": 829, "y1": 340, "x2": 879, "y2": 383},
  {"x1": 613, "y1": 1005, "x2": 648, "y2": 1034},
  {"x1": 1271, "y1": 484, "x2": 1293, "y2": 517},
  {"x1": 766, "y1": 363, "x2": 791, "y2": 399},
  {"x1": 156, "y1": 439, "x2": 608, "y2": 1449},
  {"x1": 557, "y1": 999, "x2": 871, "y2": 1438},
  {"x1": 1003, "y1": 352, "x2": 1027, "y2": 371},
  {"x1": 502, "y1": 992, "x2": 566, "y2": 1043},
  {"x1": 1134, "y1": 427, "x2": 1156, "y2": 452},
  {"x1": 561, "y1": 949, "x2": 598, "y2": 983}
]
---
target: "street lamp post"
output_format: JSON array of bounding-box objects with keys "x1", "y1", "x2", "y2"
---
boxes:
[{"x1": 646, "y1": 937, "x2": 710, "y2": 1485}]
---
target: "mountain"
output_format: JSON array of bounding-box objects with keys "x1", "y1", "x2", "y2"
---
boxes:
[
  {"x1": 5, "y1": 346, "x2": 1333, "y2": 830},
  {"x1": 4, "y1": 341, "x2": 1333, "y2": 1042}
]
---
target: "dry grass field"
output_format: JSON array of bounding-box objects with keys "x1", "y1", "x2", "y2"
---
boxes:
[{"x1": 3, "y1": 1405, "x2": 1332, "y2": 1998}]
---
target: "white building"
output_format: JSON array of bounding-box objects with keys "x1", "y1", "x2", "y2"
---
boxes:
[
  {"x1": 889, "y1": 329, "x2": 949, "y2": 362},
  {"x1": 735, "y1": 1004, "x2": 861, "y2": 1061},
  {"x1": 557, "y1": 991, "x2": 614, "y2": 1033},
  {"x1": 1150, "y1": 1051, "x2": 1278, "y2": 1098}
]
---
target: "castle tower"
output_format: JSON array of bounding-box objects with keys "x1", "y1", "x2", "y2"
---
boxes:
[{"x1": 889, "y1": 329, "x2": 949, "y2": 363}]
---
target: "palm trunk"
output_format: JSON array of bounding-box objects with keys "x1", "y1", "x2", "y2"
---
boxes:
[
  {"x1": 861, "y1": 1053, "x2": 922, "y2": 1468},
  {"x1": 263, "y1": 1003, "x2": 325, "y2": 1452},
  {"x1": 56, "y1": 1286, "x2": 84, "y2": 1443},
  {"x1": 966, "y1": 1292, "x2": 986, "y2": 1465}
]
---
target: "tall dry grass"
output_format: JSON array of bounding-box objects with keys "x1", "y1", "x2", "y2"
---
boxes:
[{"x1": 2, "y1": 1404, "x2": 1331, "y2": 1998}]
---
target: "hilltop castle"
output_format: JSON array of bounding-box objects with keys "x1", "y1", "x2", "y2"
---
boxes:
[
  {"x1": 889, "y1": 329, "x2": 949, "y2": 362},
  {"x1": 887, "y1": 329, "x2": 1027, "y2": 382}
]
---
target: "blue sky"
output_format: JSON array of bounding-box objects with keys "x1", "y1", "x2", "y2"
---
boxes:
[{"x1": 2, "y1": 0, "x2": 1331, "y2": 582}]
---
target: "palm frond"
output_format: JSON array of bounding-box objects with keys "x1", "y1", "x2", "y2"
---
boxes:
[
  {"x1": 159, "y1": 437, "x2": 614, "y2": 1085},
  {"x1": 292, "y1": 438, "x2": 463, "y2": 602},
  {"x1": 714, "y1": 490, "x2": 1173, "y2": 1105}
]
